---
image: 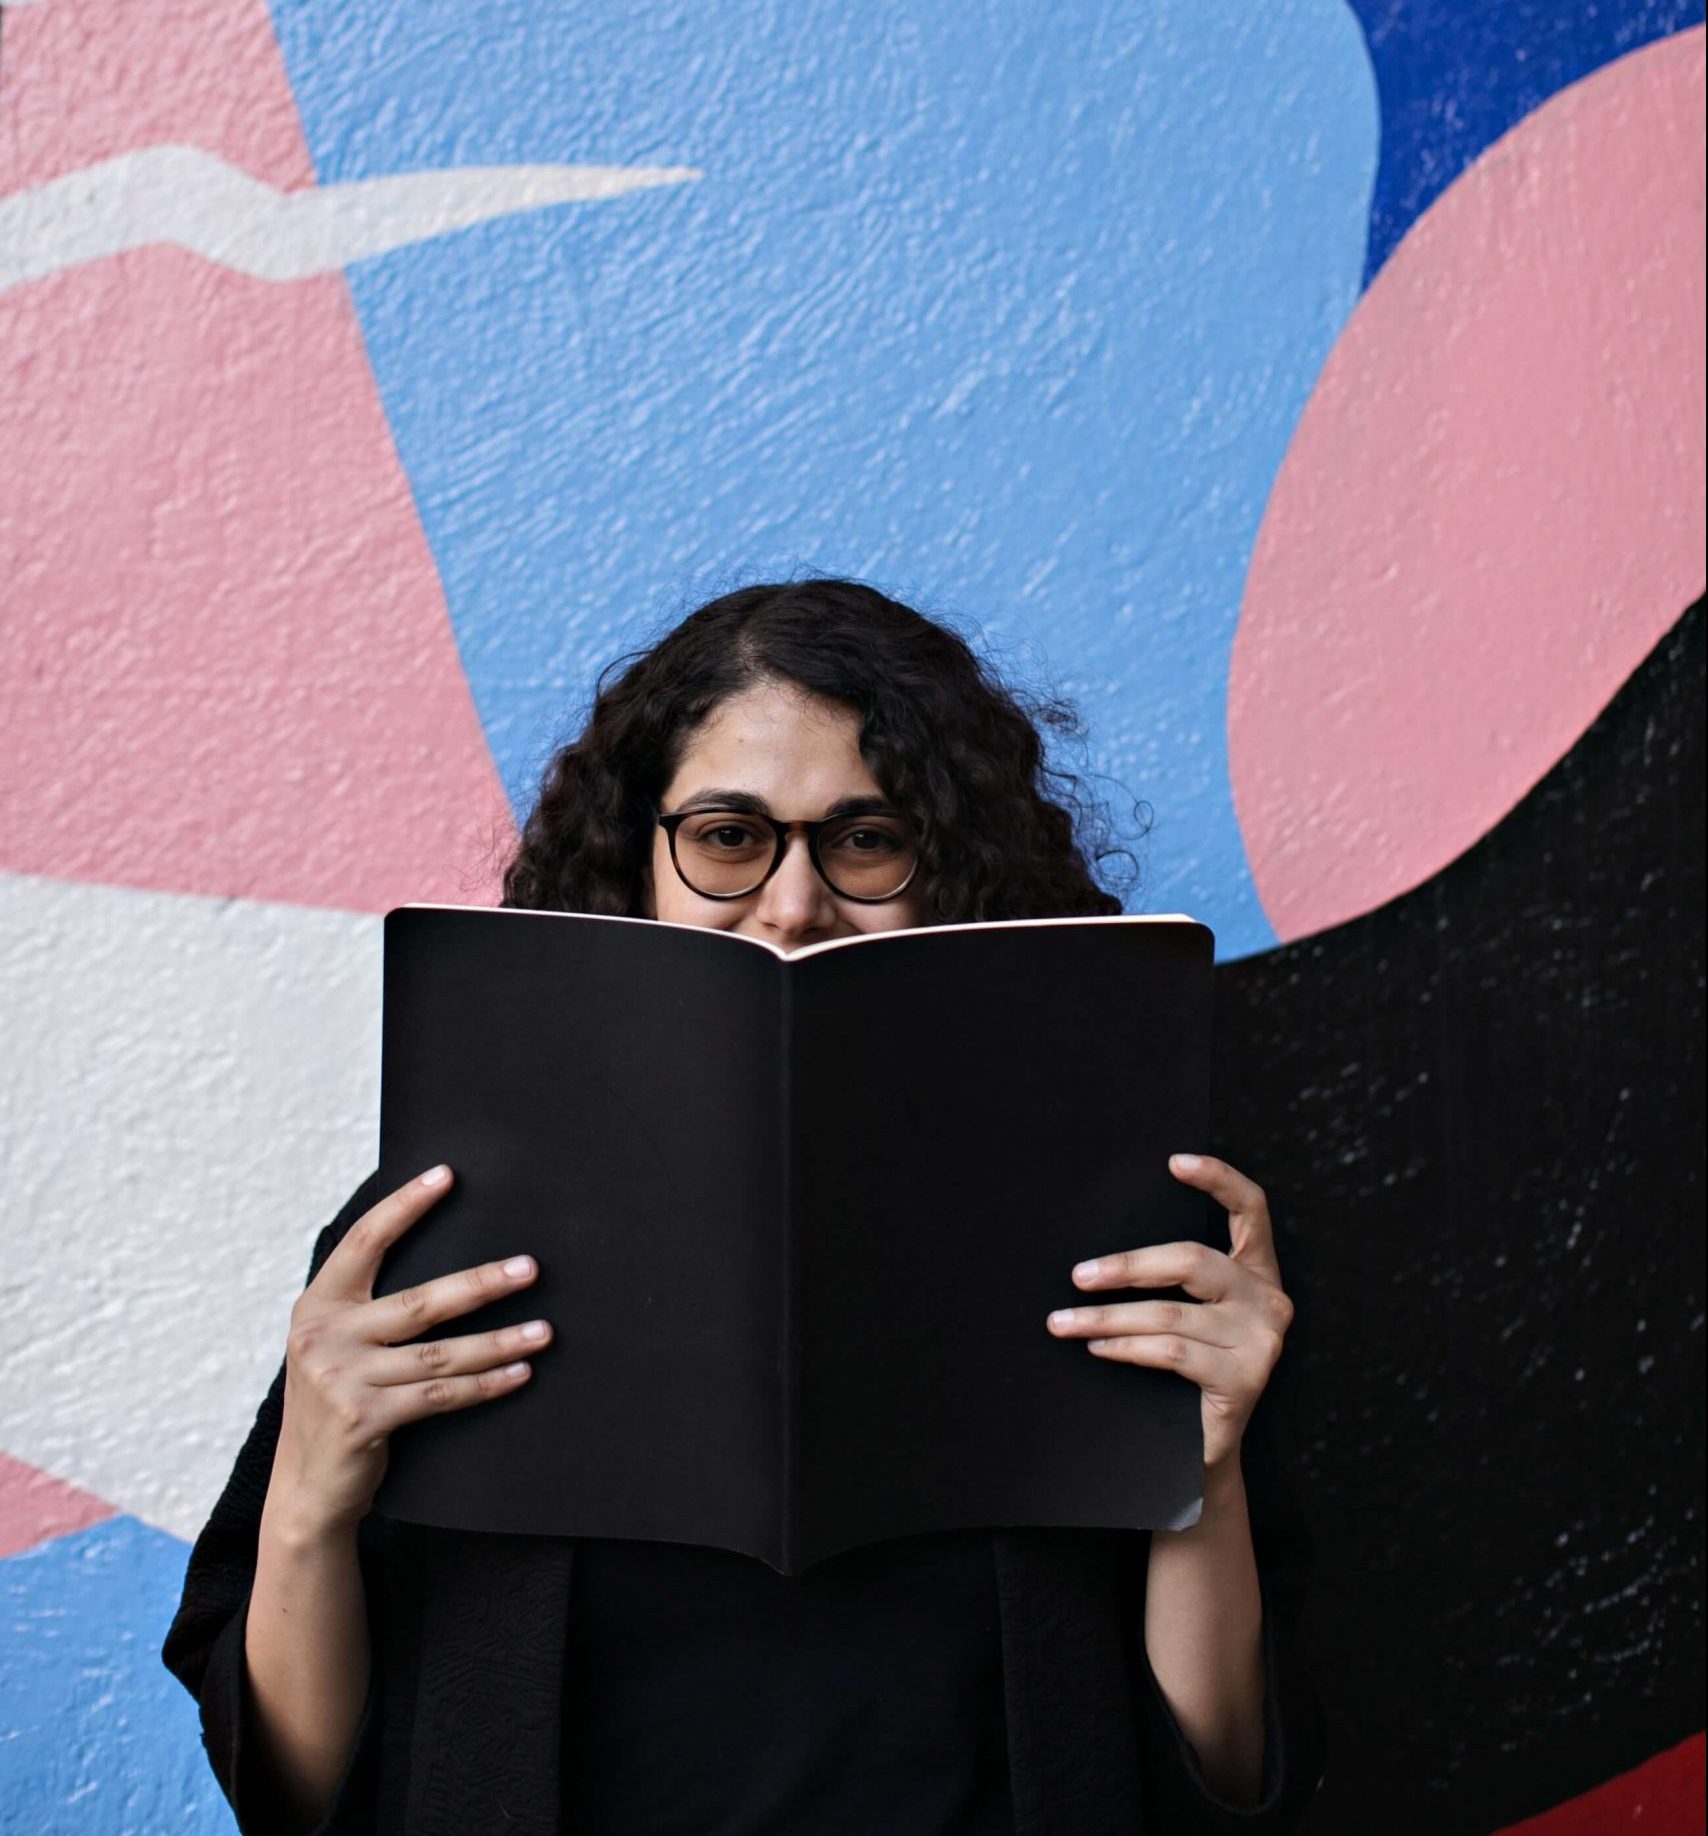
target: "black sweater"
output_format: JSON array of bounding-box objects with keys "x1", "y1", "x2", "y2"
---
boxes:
[
  {"x1": 560, "y1": 1526, "x2": 1016, "y2": 1830},
  {"x1": 161, "y1": 1171, "x2": 1327, "y2": 1834}
]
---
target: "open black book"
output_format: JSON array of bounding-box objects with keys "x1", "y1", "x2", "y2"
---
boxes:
[{"x1": 369, "y1": 905, "x2": 1217, "y2": 1572}]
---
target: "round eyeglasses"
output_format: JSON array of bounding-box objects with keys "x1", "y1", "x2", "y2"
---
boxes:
[{"x1": 656, "y1": 805, "x2": 922, "y2": 903}]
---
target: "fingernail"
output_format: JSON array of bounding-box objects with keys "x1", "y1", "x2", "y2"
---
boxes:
[
  {"x1": 1073, "y1": 1260, "x2": 1101, "y2": 1281},
  {"x1": 502, "y1": 1361, "x2": 531, "y2": 1378},
  {"x1": 519, "y1": 1320, "x2": 549, "y2": 1341},
  {"x1": 420, "y1": 1164, "x2": 451, "y2": 1187},
  {"x1": 1170, "y1": 1153, "x2": 1201, "y2": 1171},
  {"x1": 503, "y1": 1256, "x2": 535, "y2": 1278},
  {"x1": 1048, "y1": 1309, "x2": 1077, "y2": 1327}
]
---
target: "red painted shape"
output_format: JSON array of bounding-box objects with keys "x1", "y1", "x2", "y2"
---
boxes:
[
  {"x1": 1492, "y1": 1732, "x2": 1706, "y2": 1835},
  {"x1": 0, "y1": 0, "x2": 515, "y2": 912},
  {"x1": 0, "y1": 1450, "x2": 117, "y2": 1560}
]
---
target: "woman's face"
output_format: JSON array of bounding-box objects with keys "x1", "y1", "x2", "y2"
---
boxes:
[{"x1": 641, "y1": 677, "x2": 927, "y2": 952}]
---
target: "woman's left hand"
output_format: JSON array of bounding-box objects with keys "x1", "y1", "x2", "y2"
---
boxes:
[{"x1": 1046, "y1": 1153, "x2": 1294, "y2": 1471}]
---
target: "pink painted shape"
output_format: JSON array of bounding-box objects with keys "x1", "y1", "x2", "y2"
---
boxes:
[
  {"x1": 0, "y1": 2, "x2": 515, "y2": 911},
  {"x1": 1492, "y1": 1731, "x2": 1705, "y2": 1835},
  {"x1": 0, "y1": 1450, "x2": 116, "y2": 1560},
  {"x1": 0, "y1": 254, "x2": 514, "y2": 910},
  {"x1": 0, "y1": 0, "x2": 312, "y2": 193},
  {"x1": 1229, "y1": 30, "x2": 1706, "y2": 944}
]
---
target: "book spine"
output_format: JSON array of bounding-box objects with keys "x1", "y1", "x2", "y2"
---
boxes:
[{"x1": 779, "y1": 968, "x2": 798, "y2": 1572}]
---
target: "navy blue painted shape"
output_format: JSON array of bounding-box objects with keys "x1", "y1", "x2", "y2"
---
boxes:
[{"x1": 1347, "y1": 0, "x2": 1705, "y2": 282}]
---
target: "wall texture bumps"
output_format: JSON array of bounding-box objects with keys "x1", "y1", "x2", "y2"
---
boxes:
[{"x1": 1, "y1": 2, "x2": 1702, "y2": 1828}]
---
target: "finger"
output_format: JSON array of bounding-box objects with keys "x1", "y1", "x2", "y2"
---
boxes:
[
  {"x1": 370, "y1": 1356, "x2": 538, "y2": 1436},
  {"x1": 316, "y1": 1165, "x2": 459, "y2": 1301},
  {"x1": 367, "y1": 1247, "x2": 541, "y2": 1348},
  {"x1": 1047, "y1": 1299, "x2": 1240, "y2": 1348},
  {"x1": 1084, "y1": 1332, "x2": 1243, "y2": 1391},
  {"x1": 1168, "y1": 1152, "x2": 1280, "y2": 1275},
  {"x1": 367, "y1": 1315, "x2": 553, "y2": 1388},
  {"x1": 1071, "y1": 1240, "x2": 1234, "y2": 1301}
]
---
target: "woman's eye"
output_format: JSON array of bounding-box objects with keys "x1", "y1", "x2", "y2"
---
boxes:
[
  {"x1": 830, "y1": 827, "x2": 901, "y2": 853},
  {"x1": 703, "y1": 824, "x2": 762, "y2": 849}
]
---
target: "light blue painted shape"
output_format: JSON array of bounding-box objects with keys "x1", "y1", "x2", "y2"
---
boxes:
[
  {"x1": 0, "y1": 1518, "x2": 235, "y2": 1834},
  {"x1": 268, "y1": 1, "x2": 1378, "y2": 961}
]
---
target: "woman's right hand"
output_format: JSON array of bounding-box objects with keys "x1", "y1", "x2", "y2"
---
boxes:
[{"x1": 266, "y1": 1164, "x2": 551, "y2": 1535}]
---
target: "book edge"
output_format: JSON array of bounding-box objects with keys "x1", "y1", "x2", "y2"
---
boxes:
[{"x1": 387, "y1": 904, "x2": 1209, "y2": 963}]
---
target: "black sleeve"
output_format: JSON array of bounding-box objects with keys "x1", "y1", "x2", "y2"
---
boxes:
[
  {"x1": 1128, "y1": 1388, "x2": 1329, "y2": 1831},
  {"x1": 160, "y1": 1170, "x2": 387, "y2": 1836}
]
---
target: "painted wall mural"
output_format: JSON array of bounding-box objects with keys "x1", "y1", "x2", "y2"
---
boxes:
[{"x1": 1, "y1": 2, "x2": 1701, "y2": 1829}]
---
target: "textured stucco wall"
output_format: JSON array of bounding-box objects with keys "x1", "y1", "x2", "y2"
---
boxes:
[{"x1": 1, "y1": 2, "x2": 1702, "y2": 1830}]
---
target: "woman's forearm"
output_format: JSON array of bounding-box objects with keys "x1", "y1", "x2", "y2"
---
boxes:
[
  {"x1": 245, "y1": 1493, "x2": 373, "y2": 1835},
  {"x1": 1144, "y1": 1454, "x2": 1267, "y2": 1806}
]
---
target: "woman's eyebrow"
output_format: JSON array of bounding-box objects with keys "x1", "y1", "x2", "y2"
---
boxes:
[
  {"x1": 820, "y1": 795, "x2": 897, "y2": 818},
  {"x1": 674, "y1": 789, "x2": 897, "y2": 818}
]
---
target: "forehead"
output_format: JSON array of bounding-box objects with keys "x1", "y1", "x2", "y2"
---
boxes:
[{"x1": 664, "y1": 679, "x2": 879, "y2": 796}]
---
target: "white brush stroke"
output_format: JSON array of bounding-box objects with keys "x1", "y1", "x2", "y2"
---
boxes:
[
  {"x1": 0, "y1": 869, "x2": 385, "y2": 1543},
  {"x1": 0, "y1": 142, "x2": 701, "y2": 291}
]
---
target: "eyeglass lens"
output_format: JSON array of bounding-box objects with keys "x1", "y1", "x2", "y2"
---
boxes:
[{"x1": 673, "y1": 810, "x2": 918, "y2": 899}]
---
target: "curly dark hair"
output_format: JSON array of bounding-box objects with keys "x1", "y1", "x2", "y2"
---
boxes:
[{"x1": 499, "y1": 576, "x2": 1144, "y2": 922}]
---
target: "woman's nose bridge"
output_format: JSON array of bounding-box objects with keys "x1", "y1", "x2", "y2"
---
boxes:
[{"x1": 766, "y1": 826, "x2": 829, "y2": 901}]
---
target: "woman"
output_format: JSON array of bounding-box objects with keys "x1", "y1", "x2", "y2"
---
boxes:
[{"x1": 163, "y1": 576, "x2": 1326, "y2": 1834}]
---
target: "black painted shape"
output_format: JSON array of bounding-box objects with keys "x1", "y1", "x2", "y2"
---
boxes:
[{"x1": 1210, "y1": 600, "x2": 1705, "y2": 1832}]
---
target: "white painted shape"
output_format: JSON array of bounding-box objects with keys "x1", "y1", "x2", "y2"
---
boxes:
[
  {"x1": 0, "y1": 870, "x2": 382, "y2": 1542},
  {"x1": 0, "y1": 143, "x2": 702, "y2": 291}
]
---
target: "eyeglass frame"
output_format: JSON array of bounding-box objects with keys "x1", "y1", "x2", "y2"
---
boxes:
[{"x1": 654, "y1": 804, "x2": 923, "y2": 904}]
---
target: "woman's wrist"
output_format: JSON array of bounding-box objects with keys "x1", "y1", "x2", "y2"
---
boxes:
[
  {"x1": 1153, "y1": 1442, "x2": 1246, "y2": 1542},
  {"x1": 260, "y1": 1481, "x2": 365, "y2": 1555},
  {"x1": 1200, "y1": 1444, "x2": 1247, "y2": 1509}
]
